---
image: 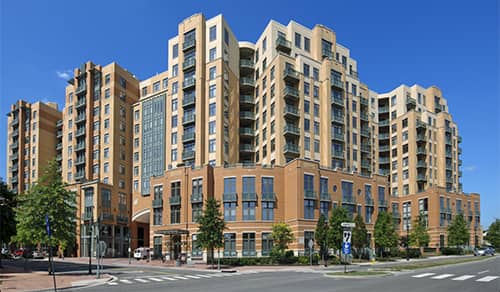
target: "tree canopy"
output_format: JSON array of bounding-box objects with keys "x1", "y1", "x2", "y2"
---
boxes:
[
  {"x1": 270, "y1": 222, "x2": 294, "y2": 256},
  {"x1": 328, "y1": 207, "x2": 350, "y2": 250},
  {"x1": 315, "y1": 214, "x2": 329, "y2": 263},
  {"x1": 13, "y1": 160, "x2": 76, "y2": 252},
  {"x1": 409, "y1": 212, "x2": 430, "y2": 248},
  {"x1": 352, "y1": 213, "x2": 369, "y2": 251},
  {"x1": 0, "y1": 179, "x2": 16, "y2": 246},
  {"x1": 374, "y1": 211, "x2": 398, "y2": 254},
  {"x1": 485, "y1": 219, "x2": 500, "y2": 248},
  {"x1": 447, "y1": 214, "x2": 469, "y2": 247},
  {"x1": 196, "y1": 197, "x2": 225, "y2": 266}
]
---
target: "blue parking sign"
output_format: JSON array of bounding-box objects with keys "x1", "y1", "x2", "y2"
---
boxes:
[
  {"x1": 342, "y1": 242, "x2": 351, "y2": 254},
  {"x1": 45, "y1": 214, "x2": 51, "y2": 236}
]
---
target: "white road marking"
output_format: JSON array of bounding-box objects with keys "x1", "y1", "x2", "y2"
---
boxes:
[
  {"x1": 476, "y1": 276, "x2": 499, "y2": 282},
  {"x1": 108, "y1": 282, "x2": 118, "y2": 285},
  {"x1": 477, "y1": 270, "x2": 489, "y2": 275},
  {"x1": 184, "y1": 275, "x2": 201, "y2": 279},
  {"x1": 452, "y1": 275, "x2": 475, "y2": 281},
  {"x1": 148, "y1": 277, "x2": 163, "y2": 282},
  {"x1": 134, "y1": 278, "x2": 150, "y2": 283},
  {"x1": 195, "y1": 274, "x2": 213, "y2": 278},
  {"x1": 173, "y1": 276, "x2": 189, "y2": 280},
  {"x1": 160, "y1": 276, "x2": 178, "y2": 281},
  {"x1": 212, "y1": 273, "x2": 226, "y2": 277},
  {"x1": 412, "y1": 273, "x2": 435, "y2": 278},
  {"x1": 119, "y1": 279, "x2": 133, "y2": 284},
  {"x1": 431, "y1": 274, "x2": 455, "y2": 279}
]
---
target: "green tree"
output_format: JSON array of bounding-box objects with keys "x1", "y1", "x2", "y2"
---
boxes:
[
  {"x1": 0, "y1": 180, "x2": 16, "y2": 245},
  {"x1": 328, "y1": 207, "x2": 350, "y2": 251},
  {"x1": 270, "y1": 222, "x2": 294, "y2": 258},
  {"x1": 374, "y1": 211, "x2": 398, "y2": 257},
  {"x1": 315, "y1": 214, "x2": 329, "y2": 265},
  {"x1": 485, "y1": 219, "x2": 500, "y2": 248},
  {"x1": 409, "y1": 212, "x2": 430, "y2": 249},
  {"x1": 196, "y1": 197, "x2": 225, "y2": 268},
  {"x1": 13, "y1": 160, "x2": 76, "y2": 259},
  {"x1": 352, "y1": 214, "x2": 368, "y2": 259},
  {"x1": 447, "y1": 214, "x2": 469, "y2": 247}
]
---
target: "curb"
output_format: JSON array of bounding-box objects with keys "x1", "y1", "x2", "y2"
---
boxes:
[{"x1": 70, "y1": 274, "x2": 113, "y2": 289}]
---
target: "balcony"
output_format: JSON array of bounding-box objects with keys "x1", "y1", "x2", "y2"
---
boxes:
[
  {"x1": 365, "y1": 197, "x2": 374, "y2": 206},
  {"x1": 446, "y1": 176, "x2": 453, "y2": 184},
  {"x1": 332, "y1": 131, "x2": 344, "y2": 141},
  {"x1": 82, "y1": 212, "x2": 93, "y2": 221},
  {"x1": 152, "y1": 198, "x2": 163, "y2": 208},
  {"x1": 379, "y1": 145, "x2": 390, "y2": 152},
  {"x1": 283, "y1": 124, "x2": 300, "y2": 137},
  {"x1": 458, "y1": 159, "x2": 462, "y2": 166},
  {"x1": 240, "y1": 95, "x2": 254, "y2": 105},
  {"x1": 458, "y1": 147, "x2": 462, "y2": 155},
  {"x1": 10, "y1": 153, "x2": 18, "y2": 161},
  {"x1": 417, "y1": 160, "x2": 427, "y2": 168},
  {"x1": 182, "y1": 38, "x2": 196, "y2": 51},
  {"x1": 223, "y1": 193, "x2": 238, "y2": 202},
  {"x1": 239, "y1": 144, "x2": 254, "y2": 152},
  {"x1": 445, "y1": 138, "x2": 452, "y2": 146},
  {"x1": 361, "y1": 160, "x2": 370, "y2": 169},
  {"x1": 360, "y1": 112, "x2": 369, "y2": 121},
  {"x1": 240, "y1": 111, "x2": 255, "y2": 121},
  {"x1": 239, "y1": 59, "x2": 254, "y2": 70},
  {"x1": 275, "y1": 36, "x2": 291, "y2": 54},
  {"x1": 12, "y1": 129, "x2": 19, "y2": 137},
  {"x1": 182, "y1": 150, "x2": 195, "y2": 160},
  {"x1": 459, "y1": 170, "x2": 463, "y2": 177},
  {"x1": 416, "y1": 147, "x2": 426, "y2": 156},
  {"x1": 75, "y1": 114, "x2": 86, "y2": 123},
  {"x1": 182, "y1": 57, "x2": 196, "y2": 71},
  {"x1": 283, "y1": 86, "x2": 299, "y2": 101},
  {"x1": 379, "y1": 119, "x2": 390, "y2": 127},
  {"x1": 342, "y1": 196, "x2": 356, "y2": 205},
  {"x1": 322, "y1": 48, "x2": 333, "y2": 59},
  {"x1": 332, "y1": 79, "x2": 344, "y2": 90},
  {"x1": 56, "y1": 120, "x2": 63, "y2": 128},
  {"x1": 11, "y1": 176, "x2": 18, "y2": 184},
  {"x1": 379, "y1": 133, "x2": 390, "y2": 140},
  {"x1": 182, "y1": 95, "x2": 196, "y2": 107},
  {"x1": 283, "y1": 68, "x2": 300, "y2": 83},
  {"x1": 56, "y1": 130, "x2": 63, "y2": 138},
  {"x1": 240, "y1": 77, "x2": 255, "y2": 88},
  {"x1": 458, "y1": 136, "x2": 462, "y2": 143},
  {"x1": 182, "y1": 132, "x2": 195, "y2": 143},
  {"x1": 239, "y1": 128, "x2": 255, "y2": 137},
  {"x1": 11, "y1": 117, "x2": 19, "y2": 126},
  {"x1": 75, "y1": 98, "x2": 86, "y2": 109},
  {"x1": 101, "y1": 213, "x2": 114, "y2": 222},
  {"x1": 379, "y1": 105, "x2": 389, "y2": 114},
  {"x1": 417, "y1": 133, "x2": 426, "y2": 142},
  {"x1": 261, "y1": 192, "x2": 276, "y2": 201},
  {"x1": 320, "y1": 192, "x2": 331, "y2": 202},
  {"x1": 75, "y1": 85, "x2": 86, "y2": 95},
  {"x1": 332, "y1": 150, "x2": 344, "y2": 159},
  {"x1": 378, "y1": 200, "x2": 388, "y2": 207},
  {"x1": 446, "y1": 163, "x2": 453, "y2": 170},
  {"x1": 182, "y1": 113, "x2": 196, "y2": 125},
  {"x1": 169, "y1": 196, "x2": 181, "y2": 205},
  {"x1": 417, "y1": 173, "x2": 427, "y2": 182},
  {"x1": 242, "y1": 192, "x2": 257, "y2": 201},
  {"x1": 75, "y1": 127, "x2": 86, "y2": 137},
  {"x1": 360, "y1": 97, "x2": 369, "y2": 106},
  {"x1": 445, "y1": 150, "x2": 452, "y2": 157},
  {"x1": 332, "y1": 95, "x2": 344, "y2": 107},
  {"x1": 416, "y1": 120, "x2": 427, "y2": 129},
  {"x1": 406, "y1": 97, "x2": 416, "y2": 109},
  {"x1": 75, "y1": 156, "x2": 85, "y2": 166},
  {"x1": 304, "y1": 191, "x2": 317, "y2": 200},
  {"x1": 332, "y1": 114, "x2": 344, "y2": 124},
  {"x1": 183, "y1": 77, "x2": 196, "y2": 90},
  {"x1": 10, "y1": 141, "x2": 19, "y2": 150},
  {"x1": 284, "y1": 105, "x2": 300, "y2": 118},
  {"x1": 283, "y1": 143, "x2": 300, "y2": 155},
  {"x1": 191, "y1": 193, "x2": 203, "y2": 203},
  {"x1": 75, "y1": 142, "x2": 85, "y2": 151},
  {"x1": 117, "y1": 215, "x2": 128, "y2": 224},
  {"x1": 379, "y1": 157, "x2": 390, "y2": 164},
  {"x1": 445, "y1": 125, "x2": 452, "y2": 133},
  {"x1": 56, "y1": 154, "x2": 62, "y2": 161}
]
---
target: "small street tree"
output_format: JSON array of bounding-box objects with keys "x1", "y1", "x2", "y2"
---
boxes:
[
  {"x1": 447, "y1": 214, "x2": 469, "y2": 247},
  {"x1": 328, "y1": 207, "x2": 350, "y2": 252},
  {"x1": 0, "y1": 179, "x2": 16, "y2": 247},
  {"x1": 409, "y1": 212, "x2": 430, "y2": 251},
  {"x1": 485, "y1": 219, "x2": 500, "y2": 248},
  {"x1": 352, "y1": 214, "x2": 368, "y2": 259},
  {"x1": 13, "y1": 160, "x2": 76, "y2": 263},
  {"x1": 315, "y1": 214, "x2": 329, "y2": 265},
  {"x1": 374, "y1": 211, "x2": 398, "y2": 257},
  {"x1": 270, "y1": 222, "x2": 294, "y2": 260},
  {"x1": 196, "y1": 197, "x2": 225, "y2": 268}
]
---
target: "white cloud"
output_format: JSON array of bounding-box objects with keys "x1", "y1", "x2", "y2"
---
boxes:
[
  {"x1": 56, "y1": 70, "x2": 72, "y2": 80},
  {"x1": 463, "y1": 165, "x2": 476, "y2": 172}
]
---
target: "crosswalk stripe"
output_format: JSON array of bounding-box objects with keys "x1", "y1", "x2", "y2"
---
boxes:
[
  {"x1": 119, "y1": 279, "x2": 133, "y2": 284},
  {"x1": 135, "y1": 278, "x2": 150, "y2": 283},
  {"x1": 108, "y1": 282, "x2": 118, "y2": 285},
  {"x1": 148, "y1": 277, "x2": 163, "y2": 282},
  {"x1": 184, "y1": 275, "x2": 201, "y2": 279},
  {"x1": 412, "y1": 273, "x2": 435, "y2": 278},
  {"x1": 195, "y1": 274, "x2": 213, "y2": 278},
  {"x1": 476, "y1": 276, "x2": 499, "y2": 282},
  {"x1": 431, "y1": 274, "x2": 454, "y2": 279},
  {"x1": 173, "y1": 276, "x2": 189, "y2": 280},
  {"x1": 452, "y1": 275, "x2": 475, "y2": 281},
  {"x1": 211, "y1": 273, "x2": 226, "y2": 277},
  {"x1": 160, "y1": 276, "x2": 178, "y2": 281}
]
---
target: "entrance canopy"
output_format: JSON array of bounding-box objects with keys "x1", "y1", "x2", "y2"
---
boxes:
[{"x1": 154, "y1": 229, "x2": 189, "y2": 235}]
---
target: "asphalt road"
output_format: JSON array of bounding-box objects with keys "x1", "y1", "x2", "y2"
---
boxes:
[{"x1": 76, "y1": 256, "x2": 499, "y2": 292}]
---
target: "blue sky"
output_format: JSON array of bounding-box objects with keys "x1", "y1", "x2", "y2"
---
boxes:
[{"x1": 1, "y1": 0, "x2": 498, "y2": 227}]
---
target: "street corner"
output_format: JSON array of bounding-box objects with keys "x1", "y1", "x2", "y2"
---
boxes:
[{"x1": 71, "y1": 274, "x2": 114, "y2": 288}]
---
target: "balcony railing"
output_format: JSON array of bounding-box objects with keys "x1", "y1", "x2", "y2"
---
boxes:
[
  {"x1": 283, "y1": 124, "x2": 300, "y2": 136},
  {"x1": 182, "y1": 58, "x2": 196, "y2": 71},
  {"x1": 360, "y1": 112, "x2": 369, "y2": 121},
  {"x1": 117, "y1": 215, "x2": 128, "y2": 224},
  {"x1": 169, "y1": 196, "x2": 181, "y2": 205},
  {"x1": 379, "y1": 145, "x2": 390, "y2": 152},
  {"x1": 182, "y1": 132, "x2": 195, "y2": 142},
  {"x1": 332, "y1": 96, "x2": 344, "y2": 107},
  {"x1": 417, "y1": 174, "x2": 427, "y2": 181},
  {"x1": 223, "y1": 193, "x2": 238, "y2": 202},
  {"x1": 182, "y1": 150, "x2": 195, "y2": 160},
  {"x1": 332, "y1": 79, "x2": 343, "y2": 89},
  {"x1": 360, "y1": 97, "x2": 369, "y2": 106},
  {"x1": 417, "y1": 161, "x2": 427, "y2": 168},
  {"x1": 191, "y1": 193, "x2": 203, "y2": 203},
  {"x1": 283, "y1": 68, "x2": 300, "y2": 83},
  {"x1": 261, "y1": 192, "x2": 276, "y2": 201},
  {"x1": 379, "y1": 157, "x2": 390, "y2": 164},
  {"x1": 284, "y1": 105, "x2": 299, "y2": 117},
  {"x1": 275, "y1": 36, "x2": 291, "y2": 53},
  {"x1": 342, "y1": 196, "x2": 356, "y2": 204},
  {"x1": 76, "y1": 127, "x2": 86, "y2": 137},
  {"x1": 242, "y1": 192, "x2": 257, "y2": 201},
  {"x1": 182, "y1": 38, "x2": 196, "y2": 51},
  {"x1": 239, "y1": 128, "x2": 255, "y2": 137},
  {"x1": 332, "y1": 115, "x2": 344, "y2": 124},
  {"x1": 417, "y1": 147, "x2": 426, "y2": 155},
  {"x1": 332, "y1": 131, "x2": 344, "y2": 141},
  {"x1": 76, "y1": 98, "x2": 86, "y2": 108},
  {"x1": 283, "y1": 143, "x2": 300, "y2": 154},
  {"x1": 239, "y1": 144, "x2": 254, "y2": 152},
  {"x1": 361, "y1": 160, "x2": 370, "y2": 169},
  {"x1": 304, "y1": 191, "x2": 317, "y2": 199},
  {"x1": 152, "y1": 198, "x2": 163, "y2": 208},
  {"x1": 361, "y1": 145, "x2": 371, "y2": 153},
  {"x1": 75, "y1": 142, "x2": 85, "y2": 151},
  {"x1": 182, "y1": 95, "x2": 196, "y2": 107},
  {"x1": 240, "y1": 111, "x2": 255, "y2": 120},
  {"x1": 322, "y1": 48, "x2": 333, "y2": 59},
  {"x1": 379, "y1": 119, "x2": 390, "y2": 127},
  {"x1": 283, "y1": 86, "x2": 299, "y2": 100},
  {"x1": 320, "y1": 192, "x2": 331, "y2": 202},
  {"x1": 240, "y1": 77, "x2": 255, "y2": 87},
  {"x1": 240, "y1": 59, "x2": 254, "y2": 69},
  {"x1": 379, "y1": 133, "x2": 390, "y2": 140},
  {"x1": 183, "y1": 77, "x2": 196, "y2": 89},
  {"x1": 240, "y1": 95, "x2": 254, "y2": 105},
  {"x1": 379, "y1": 105, "x2": 389, "y2": 113},
  {"x1": 182, "y1": 113, "x2": 196, "y2": 125}
]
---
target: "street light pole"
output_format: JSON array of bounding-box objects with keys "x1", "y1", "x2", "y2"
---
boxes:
[
  {"x1": 88, "y1": 213, "x2": 93, "y2": 275},
  {"x1": 128, "y1": 234, "x2": 131, "y2": 264},
  {"x1": 406, "y1": 220, "x2": 410, "y2": 261}
]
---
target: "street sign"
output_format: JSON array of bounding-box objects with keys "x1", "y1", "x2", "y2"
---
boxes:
[
  {"x1": 343, "y1": 231, "x2": 352, "y2": 244},
  {"x1": 341, "y1": 222, "x2": 356, "y2": 228},
  {"x1": 99, "y1": 241, "x2": 107, "y2": 257},
  {"x1": 45, "y1": 214, "x2": 51, "y2": 236},
  {"x1": 308, "y1": 239, "x2": 314, "y2": 249},
  {"x1": 342, "y1": 242, "x2": 351, "y2": 254}
]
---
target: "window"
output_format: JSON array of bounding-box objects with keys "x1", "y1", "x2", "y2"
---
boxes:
[
  {"x1": 314, "y1": 122, "x2": 320, "y2": 135},
  {"x1": 224, "y1": 233, "x2": 236, "y2": 257},
  {"x1": 172, "y1": 82, "x2": 178, "y2": 94},
  {"x1": 103, "y1": 133, "x2": 109, "y2": 144},
  {"x1": 303, "y1": 64, "x2": 310, "y2": 77},
  {"x1": 304, "y1": 82, "x2": 310, "y2": 96},
  {"x1": 224, "y1": 28, "x2": 229, "y2": 45},
  {"x1": 304, "y1": 37, "x2": 310, "y2": 52},
  {"x1": 209, "y1": 66, "x2": 216, "y2": 80},
  {"x1": 295, "y1": 32, "x2": 301, "y2": 48},
  {"x1": 242, "y1": 233, "x2": 256, "y2": 256},
  {"x1": 171, "y1": 98, "x2": 178, "y2": 112},
  {"x1": 304, "y1": 118, "x2": 310, "y2": 132},
  {"x1": 209, "y1": 139, "x2": 216, "y2": 153},
  {"x1": 209, "y1": 103, "x2": 216, "y2": 116},
  {"x1": 171, "y1": 149, "x2": 177, "y2": 161},
  {"x1": 141, "y1": 87, "x2": 148, "y2": 96},
  {"x1": 209, "y1": 48, "x2": 216, "y2": 61},
  {"x1": 153, "y1": 81, "x2": 160, "y2": 92},
  {"x1": 262, "y1": 233, "x2": 273, "y2": 256},
  {"x1": 209, "y1": 25, "x2": 216, "y2": 41},
  {"x1": 209, "y1": 121, "x2": 216, "y2": 134},
  {"x1": 104, "y1": 119, "x2": 109, "y2": 129},
  {"x1": 304, "y1": 174, "x2": 315, "y2": 219},
  {"x1": 262, "y1": 177, "x2": 275, "y2": 221},
  {"x1": 192, "y1": 202, "x2": 203, "y2": 223},
  {"x1": 224, "y1": 177, "x2": 237, "y2": 221},
  {"x1": 171, "y1": 115, "x2": 177, "y2": 127},
  {"x1": 105, "y1": 88, "x2": 110, "y2": 98},
  {"x1": 304, "y1": 136, "x2": 310, "y2": 151},
  {"x1": 162, "y1": 78, "x2": 168, "y2": 89},
  {"x1": 304, "y1": 100, "x2": 310, "y2": 113},
  {"x1": 104, "y1": 148, "x2": 109, "y2": 158},
  {"x1": 403, "y1": 202, "x2": 411, "y2": 230},
  {"x1": 304, "y1": 231, "x2": 314, "y2": 254},
  {"x1": 313, "y1": 68, "x2": 319, "y2": 81},
  {"x1": 209, "y1": 85, "x2": 216, "y2": 98},
  {"x1": 172, "y1": 44, "x2": 178, "y2": 58},
  {"x1": 313, "y1": 86, "x2": 319, "y2": 98}
]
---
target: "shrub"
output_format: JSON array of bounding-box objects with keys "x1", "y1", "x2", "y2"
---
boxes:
[{"x1": 441, "y1": 247, "x2": 465, "y2": 255}]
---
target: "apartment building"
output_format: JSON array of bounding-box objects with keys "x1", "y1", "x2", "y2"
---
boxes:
[
  {"x1": 61, "y1": 61, "x2": 140, "y2": 257},
  {"x1": 6, "y1": 100, "x2": 62, "y2": 194}
]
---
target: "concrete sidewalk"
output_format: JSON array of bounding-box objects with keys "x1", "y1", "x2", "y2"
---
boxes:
[{"x1": 0, "y1": 264, "x2": 111, "y2": 292}]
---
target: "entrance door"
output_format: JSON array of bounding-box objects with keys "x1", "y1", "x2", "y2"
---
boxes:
[{"x1": 170, "y1": 235, "x2": 181, "y2": 260}]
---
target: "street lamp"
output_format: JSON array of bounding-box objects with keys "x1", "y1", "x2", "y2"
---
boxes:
[{"x1": 128, "y1": 233, "x2": 131, "y2": 264}]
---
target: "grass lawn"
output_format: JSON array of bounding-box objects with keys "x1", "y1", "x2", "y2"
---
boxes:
[
  {"x1": 387, "y1": 256, "x2": 493, "y2": 271},
  {"x1": 327, "y1": 271, "x2": 390, "y2": 276}
]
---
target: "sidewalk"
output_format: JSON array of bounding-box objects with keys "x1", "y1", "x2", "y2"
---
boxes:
[{"x1": 0, "y1": 264, "x2": 111, "y2": 292}]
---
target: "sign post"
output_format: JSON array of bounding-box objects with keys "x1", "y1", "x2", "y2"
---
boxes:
[
  {"x1": 341, "y1": 222, "x2": 355, "y2": 273},
  {"x1": 308, "y1": 239, "x2": 314, "y2": 266},
  {"x1": 45, "y1": 214, "x2": 57, "y2": 291}
]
